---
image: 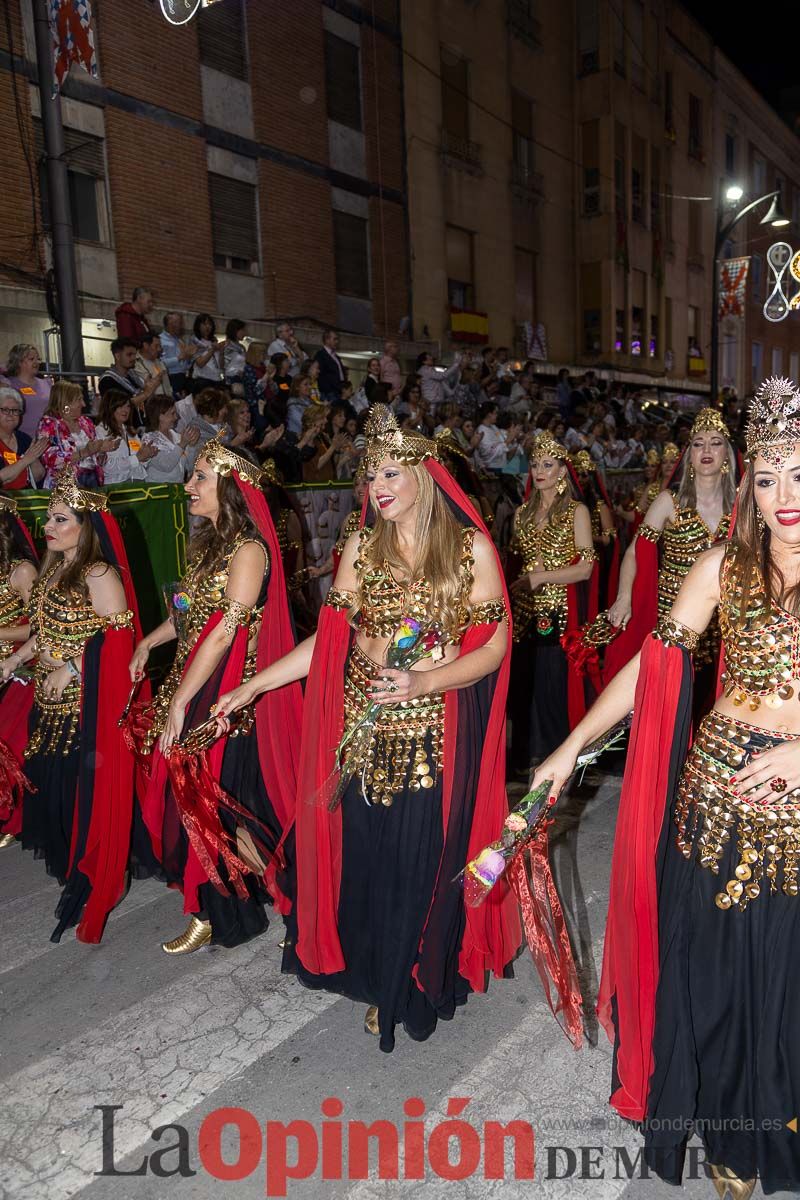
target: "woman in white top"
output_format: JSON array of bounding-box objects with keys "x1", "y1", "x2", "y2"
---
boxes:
[
  {"x1": 189, "y1": 313, "x2": 222, "y2": 387},
  {"x1": 222, "y1": 319, "x2": 247, "y2": 385},
  {"x1": 95, "y1": 390, "x2": 158, "y2": 485},
  {"x1": 142, "y1": 395, "x2": 201, "y2": 483}
]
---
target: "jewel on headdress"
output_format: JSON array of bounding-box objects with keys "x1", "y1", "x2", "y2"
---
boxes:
[
  {"x1": 645, "y1": 448, "x2": 661, "y2": 467},
  {"x1": 261, "y1": 456, "x2": 283, "y2": 488},
  {"x1": 530, "y1": 432, "x2": 568, "y2": 462},
  {"x1": 690, "y1": 407, "x2": 729, "y2": 438},
  {"x1": 201, "y1": 437, "x2": 265, "y2": 488},
  {"x1": 435, "y1": 427, "x2": 469, "y2": 461},
  {"x1": 662, "y1": 442, "x2": 679, "y2": 461},
  {"x1": 50, "y1": 469, "x2": 108, "y2": 513},
  {"x1": 0, "y1": 495, "x2": 19, "y2": 514},
  {"x1": 362, "y1": 404, "x2": 438, "y2": 471},
  {"x1": 745, "y1": 375, "x2": 800, "y2": 466}
]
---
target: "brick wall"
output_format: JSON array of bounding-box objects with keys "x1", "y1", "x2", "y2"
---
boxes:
[
  {"x1": 95, "y1": 0, "x2": 204, "y2": 121},
  {"x1": 0, "y1": 3, "x2": 45, "y2": 288},
  {"x1": 258, "y1": 162, "x2": 337, "y2": 323}
]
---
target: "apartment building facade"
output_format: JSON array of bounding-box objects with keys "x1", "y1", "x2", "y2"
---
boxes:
[{"x1": 0, "y1": 0, "x2": 412, "y2": 367}]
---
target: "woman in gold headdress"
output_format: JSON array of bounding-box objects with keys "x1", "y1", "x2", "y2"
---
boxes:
[
  {"x1": 1, "y1": 472, "x2": 142, "y2": 943},
  {"x1": 571, "y1": 449, "x2": 618, "y2": 611},
  {"x1": 508, "y1": 432, "x2": 597, "y2": 773},
  {"x1": 604, "y1": 410, "x2": 735, "y2": 688},
  {"x1": 532, "y1": 377, "x2": 800, "y2": 1198},
  {"x1": 215, "y1": 405, "x2": 519, "y2": 1053},
  {"x1": 131, "y1": 439, "x2": 301, "y2": 955}
]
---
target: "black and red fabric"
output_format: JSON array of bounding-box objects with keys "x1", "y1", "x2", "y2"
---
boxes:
[
  {"x1": 597, "y1": 633, "x2": 692, "y2": 1120},
  {"x1": 292, "y1": 460, "x2": 521, "y2": 1001},
  {"x1": 602, "y1": 532, "x2": 660, "y2": 684}
]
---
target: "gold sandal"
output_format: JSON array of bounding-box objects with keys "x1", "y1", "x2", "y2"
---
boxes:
[
  {"x1": 709, "y1": 1163, "x2": 756, "y2": 1200},
  {"x1": 161, "y1": 916, "x2": 212, "y2": 955}
]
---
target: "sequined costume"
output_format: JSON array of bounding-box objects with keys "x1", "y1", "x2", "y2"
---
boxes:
[
  {"x1": 508, "y1": 498, "x2": 598, "y2": 767},
  {"x1": 0, "y1": 504, "x2": 39, "y2": 842},
  {"x1": 0, "y1": 559, "x2": 29, "y2": 663},
  {"x1": 639, "y1": 505, "x2": 728, "y2": 666},
  {"x1": 285, "y1": 404, "x2": 520, "y2": 1053}
]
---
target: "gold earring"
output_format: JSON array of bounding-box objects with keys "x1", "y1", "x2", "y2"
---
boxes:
[
  {"x1": 688, "y1": 465, "x2": 695, "y2": 480},
  {"x1": 756, "y1": 508, "x2": 765, "y2": 534},
  {"x1": 556, "y1": 476, "x2": 567, "y2": 496},
  {"x1": 720, "y1": 460, "x2": 730, "y2": 476}
]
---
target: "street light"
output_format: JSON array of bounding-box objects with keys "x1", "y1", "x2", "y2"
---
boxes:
[{"x1": 710, "y1": 186, "x2": 790, "y2": 402}]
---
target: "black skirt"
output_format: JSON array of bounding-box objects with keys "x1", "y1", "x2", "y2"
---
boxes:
[
  {"x1": 509, "y1": 614, "x2": 570, "y2": 769},
  {"x1": 283, "y1": 757, "x2": 471, "y2": 1053},
  {"x1": 21, "y1": 707, "x2": 79, "y2": 887},
  {"x1": 643, "y1": 718, "x2": 800, "y2": 1192}
]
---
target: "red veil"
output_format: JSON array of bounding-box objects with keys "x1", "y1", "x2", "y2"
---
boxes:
[
  {"x1": 141, "y1": 471, "x2": 302, "y2": 916},
  {"x1": 293, "y1": 459, "x2": 521, "y2": 994},
  {"x1": 0, "y1": 506, "x2": 39, "y2": 836}
]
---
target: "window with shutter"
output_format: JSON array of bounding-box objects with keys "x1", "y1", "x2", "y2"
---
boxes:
[
  {"x1": 33, "y1": 118, "x2": 106, "y2": 244},
  {"x1": 324, "y1": 32, "x2": 362, "y2": 131},
  {"x1": 440, "y1": 48, "x2": 469, "y2": 141},
  {"x1": 208, "y1": 173, "x2": 259, "y2": 273},
  {"x1": 333, "y1": 210, "x2": 370, "y2": 298},
  {"x1": 198, "y1": 0, "x2": 247, "y2": 80}
]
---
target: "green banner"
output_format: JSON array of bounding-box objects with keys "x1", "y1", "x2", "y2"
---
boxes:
[{"x1": 16, "y1": 483, "x2": 188, "y2": 635}]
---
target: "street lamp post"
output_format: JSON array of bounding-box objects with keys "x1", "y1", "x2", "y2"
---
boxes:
[{"x1": 710, "y1": 185, "x2": 789, "y2": 403}]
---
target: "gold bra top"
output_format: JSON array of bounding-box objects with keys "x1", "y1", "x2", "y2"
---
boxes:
[
  {"x1": 0, "y1": 559, "x2": 28, "y2": 630},
  {"x1": 641, "y1": 505, "x2": 729, "y2": 617},
  {"x1": 178, "y1": 534, "x2": 269, "y2": 645},
  {"x1": 327, "y1": 525, "x2": 507, "y2": 640},
  {"x1": 512, "y1": 499, "x2": 585, "y2": 573},
  {"x1": 335, "y1": 510, "x2": 362, "y2": 556},
  {"x1": 719, "y1": 546, "x2": 800, "y2": 711},
  {"x1": 31, "y1": 563, "x2": 133, "y2": 661},
  {"x1": 635, "y1": 480, "x2": 661, "y2": 516}
]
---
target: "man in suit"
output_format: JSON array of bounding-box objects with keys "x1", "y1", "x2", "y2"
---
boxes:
[{"x1": 314, "y1": 328, "x2": 347, "y2": 403}]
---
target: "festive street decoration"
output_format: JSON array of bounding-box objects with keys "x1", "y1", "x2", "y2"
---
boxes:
[
  {"x1": 50, "y1": 0, "x2": 96, "y2": 89},
  {"x1": 718, "y1": 256, "x2": 750, "y2": 318}
]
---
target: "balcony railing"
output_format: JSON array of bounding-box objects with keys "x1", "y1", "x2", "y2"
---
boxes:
[
  {"x1": 441, "y1": 129, "x2": 483, "y2": 171},
  {"x1": 506, "y1": 0, "x2": 542, "y2": 49},
  {"x1": 511, "y1": 160, "x2": 544, "y2": 197}
]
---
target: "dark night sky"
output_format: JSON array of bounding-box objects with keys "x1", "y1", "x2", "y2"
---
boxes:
[{"x1": 682, "y1": 2, "x2": 799, "y2": 119}]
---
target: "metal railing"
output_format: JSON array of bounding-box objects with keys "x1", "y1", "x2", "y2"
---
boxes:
[{"x1": 441, "y1": 128, "x2": 483, "y2": 170}]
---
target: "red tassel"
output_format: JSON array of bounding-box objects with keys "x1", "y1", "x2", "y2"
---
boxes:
[
  {"x1": 121, "y1": 700, "x2": 156, "y2": 781},
  {"x1": 0, "y1": 737, "x2": 34, "y2": 824},
  {"x1": 560, "y1": 628, "x2": 600, "y2": 675},
  {"x1": 507, "y1": 831, "x2": 583, "y2": 1049}
]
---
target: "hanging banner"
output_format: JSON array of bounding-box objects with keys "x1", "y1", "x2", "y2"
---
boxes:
[
  {"x1": 159, "y1": 0, "x2": 203, "y2": 24},
  {"x1": 50, "y1": 0, "x2": 97, "y2": 89},
  {"x1": 450, "y1": 307, "x2": 490, "y2": 345},
  {"x1": 718, "y1": 256, "x2": 750, "y2": 319}
]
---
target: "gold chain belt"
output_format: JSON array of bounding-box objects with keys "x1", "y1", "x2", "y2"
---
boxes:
[
  {"x1": 342, "y1": 643, "x2": 444, "y2": 808},
  {"x1": 25, "y1": 666, "x2": 81, "y2": 758},
  {"x1": 675, "y1": 711, "x2": 800, "y2": 910}
]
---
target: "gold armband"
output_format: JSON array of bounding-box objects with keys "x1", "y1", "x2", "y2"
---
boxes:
[
  {"x1": 469, "y1": 597, "x2": 508, "y2": 625},
  {"x1": 105, "y1": 609, "x2": 134, "y2": 631},
  {"x1": 221, "y1": 599, "x2": 254, "y2": 636},
  {"x1": 654, "y1": 616, "x2": 700, "y2": 652},
  {"x1": 575, "y1": 546, "x2": 598, "y2": 563},
  {"x1": 638, "y1": 524, "x2": 661, "y2": 544},
  {"x1": 326, "y1": 587, "x2": 356, "y2": 611}
]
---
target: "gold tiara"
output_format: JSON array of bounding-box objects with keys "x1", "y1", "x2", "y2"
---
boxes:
[
  {"x1": 0, "y1": 495, "x2": 18, "y2": 514},
  {"x1": 571, "y1": 450, "x2": 595, "y2": 474},
  {"x1": 201, "y1": 437, "x2": 264, "y2": 488},
  {"x1": 645, "y1": 448, "x2": 661, "y2": 466},
  {"x1": 50, "y1": 469, "x2": 108, "y2": 513},
  {"x1": 690, "y1": 408, "x2": 729, "y2": 438},
  {"x1": 435, "y1": 427, "x2": 469, "y2": 461},
  {"x1": 662, "y1": 442, "x2": 679, "y2": 462},
  {"x1": 261, "y1": 456, "x2": 283, "y2": 488},
  {"x1": 362, "y1": 404, "x2": 438, "y2": 471},
  {"x1": 530, "y1": 432, "x2": 568, "y2": 462},
  {"x1": 745, "y1": 376, "x2": 800, "y2": 467}
]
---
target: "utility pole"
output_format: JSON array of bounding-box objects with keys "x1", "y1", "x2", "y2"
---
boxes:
[{"x1": 31, "y1": 0, "x2": 85, "y2": 376}]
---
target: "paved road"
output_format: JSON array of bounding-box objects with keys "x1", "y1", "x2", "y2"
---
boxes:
[{"x1": 0, "y1": 775, "x2": 792, "y2": 1199}]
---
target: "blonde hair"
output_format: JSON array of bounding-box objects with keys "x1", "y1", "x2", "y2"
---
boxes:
[
  {"x1": 352, "y1": 463, "x2": 466, "y2": 638},
  {"x1": 516, "y1": 465, "x2": 576, "y2": 533}
]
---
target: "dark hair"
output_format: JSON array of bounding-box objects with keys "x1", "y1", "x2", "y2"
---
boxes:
[
  {"x1": 0, "y1": 513, "x2": 30, "y2": 575},
  {"x1": 271, "y1": 352, "x2": 289, "y2": 372},
  {"x1": 289, "y1": 375, "x2": 310, "y2": 399},
  {"x1": 40, "y1": 511, "x2": 106, "y2": 599},
  {"x1": 225, "y1": 319, "x2": 246, "y2": 341},
  {"x1": 558, "y1": 367, "x2": 569, "y2": 381},
  {"x1": 132, "y1": 287, "x2": 151, "y2": 302},
  {"x1": 98, "y1": 388, "x2": 132, "y2": 435},
  {"x1": 370, "y1": 382, "x2": 391, "y2": 405},
  {"x1": 322, "y1": 326, "x2": 337, "y2": 344},
  {"x1": 145, "y1": 393, "x2": 176, "y2": 432},
  {"x1": 187, "y1": 472, "x2": 259, "y2": 586},
  {"x1": 478, "y1": 401, "x2": 498, "y2": 421},
  {"x1": 140, "y1": 331, "x2": 159, "y2": 348},
  {"x1": 193, "y1": 312, "x2": 216, "y2": 339},
  {"x1": 194, "y1": 386, "x2": 228, "y2": 420},
  {"x1": 162, "y1": 311, "x2": 181, "y2": 330},
  {"x1": 111, "y1": 336, "x2": 137, "y2": 356}
]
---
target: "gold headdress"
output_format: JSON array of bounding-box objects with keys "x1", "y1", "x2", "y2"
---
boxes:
[
  {"x1": 201, "y1": 437, "x2": 265, "y2": 488},
  {"x1": 645, "y1": 448, "x2": 661, "y2": 467},
  {"x1": 690, "y1": 407, "x2": 729, "y2": 439},
  {"x1": 571, "y1": 450, "x2": 595, "y2": 474},
  {"x1": 530, "y1": 432, "x2": 568, "y2": 462},
  {"x1": 662, "y1": 442, "x2": 679, "y2": 462},
  {"x1": 50, "y1": 469, "x2": 108, "y2": 513},
  {"x1": 362, "y1": 404, "x2": 438, "y2": 471},
  {"x1": 0, "y1": 495, "x2": 18, "y2": 514},
  {"x1": 435, "y1": 427, "x2": 469, "y2": 461},
  {"x1": 261, "y1": 456, "x2": 283, "y2": 488},
  {"x1": 744, "y1": 376, "x2": 800, "y2": 467}
]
